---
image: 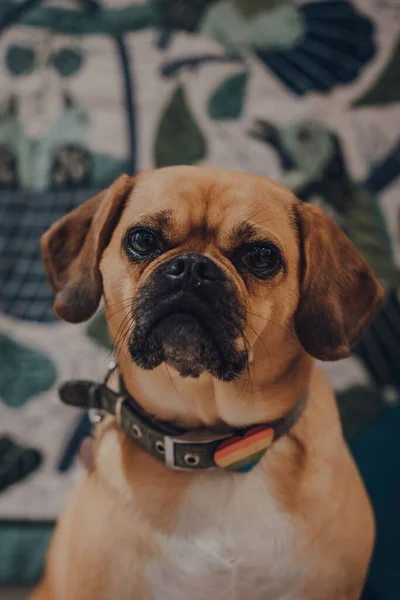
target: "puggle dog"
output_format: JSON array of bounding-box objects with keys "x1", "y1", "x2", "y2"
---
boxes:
[{"x1": 32, "y1": 166, "x2": 383, "y2": 600}]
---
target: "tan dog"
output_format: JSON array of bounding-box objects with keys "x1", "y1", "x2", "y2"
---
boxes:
[{"x1": 32, "y1": 167, "x2": 383, "y2": 600}]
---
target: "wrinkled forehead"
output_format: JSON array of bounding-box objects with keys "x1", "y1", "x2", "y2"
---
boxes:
[{"x1": 120, "y1": 167, "x2": 297, "y2": 249}]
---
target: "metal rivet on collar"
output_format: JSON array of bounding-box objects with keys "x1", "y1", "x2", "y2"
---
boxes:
[
  {"x1": 184, "y1": 453, "x2": 200, "y2": 467},
  {"x1": 155, "y1": 440, "x2": 165, "y2": 455},
  {"x1": 132, "y1": 424, "x2": 142, "y2": 439}
]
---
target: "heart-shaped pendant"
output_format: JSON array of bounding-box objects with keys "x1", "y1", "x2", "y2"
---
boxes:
[{"x1": 214, "y1": 425, "x2": 274, "y2": 472}]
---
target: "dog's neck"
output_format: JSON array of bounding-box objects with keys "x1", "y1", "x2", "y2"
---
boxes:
[{"x1": 116, "y1": 343, "x2": 312, "y2": 430}]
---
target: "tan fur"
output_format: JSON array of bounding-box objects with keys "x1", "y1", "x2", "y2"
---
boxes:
[{"x1": 33, "y1": 166, "x2": 382, "y2": 600}]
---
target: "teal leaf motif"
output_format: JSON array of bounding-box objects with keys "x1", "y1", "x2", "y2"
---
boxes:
[
  {"x1": 86, "y1": 312, "x2": 113, "y2": 351},
  {"x1": 233, "y1": 0, "x2": 283, "y2": 18},
  {"x1": 0, "y1": 437, "x2": 42, "y2": 493},
  {"x1": 208, "y1": 71, "x2": 248, "y2": 121},
  {"x1": 0, "y1": 333, "x2": 57, "y2": 408},
  {"x1": 154, "y1": 85, "x2": 206, "y2": 168},
  {"x1": 5, "y1": 45, "x2": 36, "y2": 77},
  {"x1": 6, "y1": 5, "x2": 154, "y2": 36},
  {"x1": 336, "y1": 386, "x2": 386, "y2": 441},
  {"x1": 352, "y1": 35, "x2": 400, "y2": 107},
  {"x1": 50, "y1": 48, "x2": 84, "y2": 78}
]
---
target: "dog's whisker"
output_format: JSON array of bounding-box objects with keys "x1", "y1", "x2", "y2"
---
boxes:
[
  {"x1": 165, "y1": 363, "x2": 185, "y2": 403},
  {"x1": 116, "y1": 318, "x2": 134, "y2": 359},
  {"x1": 105, "y1": 304, "x2": 134, "y2": 321},
  {"x1": 230, "y1": 333, "x2": 252, "y2": 403},
  {"x1": 247, "y1": 310, "x2": 269, "y2": 322},
  {"x1": 246, "y1": 324, "x2": 262, "y2": 346},
  {"x1": 99, "y1": 297, "x2": 138, "y2": 320},
  {"x1": 113, "y1": 314, "x2": 134, "y2": 362},
  {"x1": 247, "y1": 310, "x2": 294, "y2": 337},
  {"x1": 267, "y1": 319, "x2": 296, "y2": 338},
  {"x1": 99, "y1": 349, "x2": 116, "y2": 369},
  {"x1": 246, "y1": 323, "x2": 274, "y2": 381},
  {"x1": 96, "y1": 311, "x2": 135, "y2": 370},
  {"x1": 93, "y1": 311, "x2": 135, "y2": 363},
  {"x1": 112, "y1": 311, "x2": 133, "y2": 351},
  {"x1": 104, "y1": 297, "x2": 137, "y2": 309},
  {"x1": 247, "y1": 323, "x2": 269, "y2": 357}
]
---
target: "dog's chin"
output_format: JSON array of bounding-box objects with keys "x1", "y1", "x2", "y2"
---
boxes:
[{"x1": 129, "y1": 313, "x2": 248, "y2": 382}]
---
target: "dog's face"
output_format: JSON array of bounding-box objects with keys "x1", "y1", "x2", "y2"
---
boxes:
[
  {"x1": 42, "y1": 167, "x2": 383, "y2": 383},
  {"x1": 100, "y1": 168, "x2": 302, "y2": 381}
]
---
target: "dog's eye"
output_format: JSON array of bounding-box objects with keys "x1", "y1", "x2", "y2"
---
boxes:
[
  {"x1": 240, "y1": 243, "x2": 281, "y2": 277},
  {"x1": 125, "y1": 228, "x2": 161, "y2": 258}
]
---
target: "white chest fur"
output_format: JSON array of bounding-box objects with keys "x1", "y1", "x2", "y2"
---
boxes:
[{"x1": 148, "y1": 467, "x2": 304, "y2": 600}]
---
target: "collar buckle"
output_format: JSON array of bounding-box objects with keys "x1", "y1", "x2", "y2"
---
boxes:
[{"x1": 163, "y1": 430, "x2": 231, "y2": 471}]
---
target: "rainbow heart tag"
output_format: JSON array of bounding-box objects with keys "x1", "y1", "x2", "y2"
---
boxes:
[{"x1": 214, "y1": 425, "x2": 274, "y2": 472}]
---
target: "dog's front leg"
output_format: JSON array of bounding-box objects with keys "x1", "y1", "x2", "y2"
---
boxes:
[{"x1": 30, "y1": 579, "x2": 54, "y2": 600}]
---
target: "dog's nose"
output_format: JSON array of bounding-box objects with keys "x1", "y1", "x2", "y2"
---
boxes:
[{"x1": 165, "y1": 254, "x2": 222, "y2": 288}]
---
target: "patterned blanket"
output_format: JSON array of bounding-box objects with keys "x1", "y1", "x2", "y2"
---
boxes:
[{"x1": 0, "y1": 0, "x2": 399, "y2": 591}]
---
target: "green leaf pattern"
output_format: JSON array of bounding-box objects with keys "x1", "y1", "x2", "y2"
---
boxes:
[{"x1": 154, "y1": 85, "x2": 207, "y2": 168}]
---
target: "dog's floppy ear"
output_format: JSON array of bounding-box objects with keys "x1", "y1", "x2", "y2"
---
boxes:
[
  {"x1": 41, "y1": 174, "x2": 135, "y2": 323},
  {"x1": 294, "y1": 202, "x2": 384, "y2": 361}
]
